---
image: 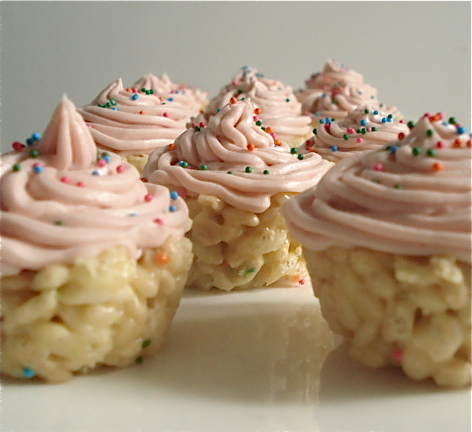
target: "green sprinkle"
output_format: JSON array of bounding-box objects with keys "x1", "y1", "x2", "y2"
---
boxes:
[
  {"x1": 290, "y1": 148, "x2": 298, "y2": 154},
  {"x1": 245, "y1": 167, "x2": 252, "y2": 173},
  {"x1": 364, "y1": 109, "x2": 369, "y2": 114},
  {"x1": 237, "y1": 89, "x2": 243, "y2": 94},
  {"x1": 313, "y1": 128, "x2": 317, "y2": 135},
  {"x1": 12, "y1": 163, "x2": 21, "y2": 172},
  {"x1": 180, "y1": 161, "x2": 189, "y2": 168},
  {"x1": 343, "y1": 134, "x2": 349, "y2": 140},
  {"x1": 427, "y1": 149, "x2": 436, "y2": 157},
  {"x1": 256, "y1": 120, "x2": 262, "y2": 126},
  {"x1": 372, "y1": 179, "x2": 380, "y2": 184},
  {"x1": 200, "y1": 164, "x2": 208, "y2": 170},
  {"x1": 449, "y1": 117, "x2": 457, "y2": 125},
  {"x1": 263, "y1": 170, "x2": 270, "y2": 175},
  {"x1": 426, "y1": 129, "x2": 434, "y2": 137},
  {"x1": 227, "y1": 171, "x2": 233, "y2": 175},
  {"x1": 194, "y1": 126, "x2": 201, "y2": 131},
  {"x1": 30, "y1": 149, "x2": 40, "y2": 158},
  {"x1": 371, "y1": 127, "x2": 378, "y2": 132},
  {"x1": 412, "y1": 147, "x2": 421, "y2": 156},
  {"x1": 239, "y1": 267, "x2": 256, "y2": 277},
  {"x1": 407, "y1": 121, "x2": 415, "y2": 129},
  {"x1": 361, "y1": 128, "x2": 366, "y2": 134},
  {"x1": 142, "y1": 339, "x2": 151, "y2": 348},
  {"x1": 54, "y1": 220, "x2": 64, "y2": 226},
  {"x1": 394, "y1": 184, "x2": 404, "y2": 189},
  {"x1": 297, "y1": 154, "x2": 305, "y2": 160},
  {"x1": 135, "y1": 356, "x2": 143, "y2": 364}
]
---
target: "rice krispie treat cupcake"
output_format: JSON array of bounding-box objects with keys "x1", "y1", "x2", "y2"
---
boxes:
[
  {"x1": 282, "y1": 112, "x2": 471, "y2": 387},
  {"x1": 1, "y1": 96, "x2": 193, "y2": 383},
  {"x1": 296, "y1": 59, "x2": 401, "y2": 127},
  {"x1": 305, "y1": 105, "x2": 410, "y2": 162},
  {"x1": 143, "y1": 98, "x2": 331, "y2": 291},
  {"x1": 79, "y1": 73, "x2": 208, "y2": 173},
  {"x1": 205, "y1": 66, "x2": 312, "y2": 147}
]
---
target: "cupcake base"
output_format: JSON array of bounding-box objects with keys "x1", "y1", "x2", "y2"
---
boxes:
[
  {"x1": 1, "y1": 236, "x2": 193, "y2": 383},
  {"x1": 304, "y1": 246, "x2": 471, "y2": 387},
  {"x1": 185, "y1": 193, "x2": 307, "y2": 291}
]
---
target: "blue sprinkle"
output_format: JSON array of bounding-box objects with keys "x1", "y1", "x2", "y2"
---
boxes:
[
  {"x1": 111, "y1": 107, "x2": 118, "y2": 111},
  {"x1": 26, "y1": 138, "x2": 34, "y2": 146},
  {"x1": 132, "y1": 94, "x2": 139, "y2": 101},
  {"x1": 325, "y1": 118, "x2": 331, "y2": 125},
  {"x1": 102, "y1": 154, "x2": 111, "y2": 163},
  {"x1": 381, "y1": 118, "x2": 387, "y2": 123},
  {"x1": 331, "y1": 146, "x2": 338, "y2": 152},
  {"x1": 442, "y1": 121, "x2": 449, "y2": 126},
  {"x1": 216, "y1": 108, "x2": 221, "y2": 113},
  {"x1": 170, "y1": 191, "x2": 179, "y2": 200},
  {"x1": 33, "y1": 165, "x2": 43, "y2": 173},
  {"x1": 373, "y1": 110, "x2": 379, "y2": 115},
  {"x1": 92, "y1": 170, "x2": 100, "y2": 176},
  {"x1": 23, "y1": 368, "x2": 36, "y2": 379},
  {"x1": 358, "y1": 91, "x2": 363, "y2": 95},
  {"x1": 169, "y1": 205, "x2": 177, "y2": 212},
  {"x1": 128, "y1": 212, "x2": 138, "y2": 217},
  {"x1": 360, "y1": 119, "x2": 367, "y2": 126},
  {"x1": 370, "y1": 95, "x2": 375, "y2": 99},
  {"x1": 31, "y1": 132, "x2": 41, "y2": 141},
  {"x1": 167, "y1": 98, "x2": 174, "y2": 102},
  {"x1": 321, "y1": 93, "x2": 327, "y2": 98},
  {"x1": 387, "y1": 117, "x2": 392, "y2": 122},
  {"x1": 314, "y1": 112, "x2": 321, "y2": 117},
  {"x1": 457, "y1": 126, "x2": 466, "y2": 134},
  {"x1": 389, "y1": 145, "x2": 398, "y2": 154},
  {"x1": 319, "y1": 119, "x2": 325, "y2": 124}
]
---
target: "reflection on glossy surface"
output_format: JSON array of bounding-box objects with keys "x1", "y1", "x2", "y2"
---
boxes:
[{"x1": 2, "y1": 284, "x2": 335, "y2": 432}]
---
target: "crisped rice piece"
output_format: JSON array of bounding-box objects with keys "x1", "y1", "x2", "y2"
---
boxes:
[
  {"x1": 305, "y1": 246, "x2": 471, "y2": 387},
  {"x1": 185, "y1": 192, "x2": 307, "y2": 291},
  {"x1": 1, "y1": 235, "x2": 193, "y2": 383}
]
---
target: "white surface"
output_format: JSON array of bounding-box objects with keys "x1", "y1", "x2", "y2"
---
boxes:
[
  {"x1": 2, "y1": 285, "x2": 471, "y2": 432},
  {"x1": 0, "y1": 1, "x2": 470, "y2": 153}
]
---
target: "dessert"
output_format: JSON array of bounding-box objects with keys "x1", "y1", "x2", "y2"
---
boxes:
[
  {"x1": 143, "y1": 98, "x2": 331, "y2": 291},
  {"x1": 305, "y1": 105, "x2": 410, "y2": 162},
  {"x1": 282, "y1": 113, "x2": 471, "y2": 387},
  {"x1": 296, "y1": 59, "x2": 401, "y2": 126},
  {"x1": 79, "y1": 73, "x2": 208, "y2": 173},
  {"x1": 0, "y1": 96, "x2": 193, "y2": 382},
  {"x1": 205, "y1": 66, "x2": 311, "y2": 147}
]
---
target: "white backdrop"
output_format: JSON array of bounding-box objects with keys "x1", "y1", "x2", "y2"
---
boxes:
[{"x1": 1, "y1": 1, "x2": 470, "y2": 152}]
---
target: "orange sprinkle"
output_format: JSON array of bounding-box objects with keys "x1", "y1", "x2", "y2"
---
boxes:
[
  {"x1": 247, "y1": 143, "x2": 255, "y2": 151},
  {"x1": 467, "y1": 140, "x2": 471, "y2": 148},
  {"x1": 139, "y1": 111, "x2": 145, "y2": 115},
  {"x1": 453, "y1": 139, "x2": 462, "y2": 148},
  {"x1": 265, "y1": 127, "x2": 273, "y2": 134},
  {"x1": 126, "y1": 88, "x2": 133, "y2": 92},
  {"x1": 432, "y1": 162, "x2": 443, "y2": 172},
  {"x1": 274, "y1": 139, "x2": 282, "y2": 146},
  {"x1": 254, "y1": 108, "x2": 262, "y2": 115},
  {"x1": 168, "y1": 143, "x2": 176, "y2": 150},
  {"x1": 230, "y1": 97, "x2": 237, "y2": 104},
  {"x1": 155, "y1": 252, "x2": 169, "y2": 265}
]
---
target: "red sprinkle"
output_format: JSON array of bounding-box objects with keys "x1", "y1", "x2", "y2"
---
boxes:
[
  {"x1": 392, "y1": 348, "x2": 404, "y2": 362},
  {"x1": 436, "y1": 141, "x2": 445, "y2": 148},
  {"x1": 398, "y1": 132, "x2": 405, "y2": 140},
  {"x1": 116, "y1": 165, "x2": 125, "y2": 173},
  {"x1": 61, "y1": 176, "x2": 71, "y2": 184},
  {"x1": 163, "y1": 112, "x2": 168, "y2": 118},
  {"x1": 140, "y1": 177, "x2": 148, "y2": 183},
  {"x1": 97, "y1": 159, "x2": 107, "y2": 167},
  {"x1": 144, "y1": 194, "x2": 153, "y2": 202},
  {"x1": 154, "y1": 218, "x2": 164, "y2": 225},
  {"x1": 374, "y1": 163, "x2": 384, "y2": 171},
  {"x1": 77, "y1": 181, "x2": 86, "y2": 187},
  {"x1": 12, "y1": 142, "x2": 25, "y2": 151}
]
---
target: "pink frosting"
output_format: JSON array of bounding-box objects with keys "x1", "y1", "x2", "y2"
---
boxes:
[
  {"x1": 78, "y1": 74, "x2": 207, "y2": 156},
  {"x1": 305, "y1": 105, "x2": 410, "y2": 162},
  {"x1": 205, "y1": 66, "x2": 311, "y2": 144},
  {"x1": 282, "y1": 113, "x2": 472, "y2": 262},
  {"x1": 296, "y1": 60, "x2": 401, "y2": 122},
  {"x1": 143, "y1": 99, "x2": 330, "y2": 213},
  {"x1": 0, "y1": 96, "x2": 189, "y2": 277}
]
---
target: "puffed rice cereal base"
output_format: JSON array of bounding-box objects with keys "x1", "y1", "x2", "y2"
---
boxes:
[
  {"x1": 185, "y1": 192, "x2": 307, "y2": 291},
  {"x1": 1, "y1": 235, "x2": 193, "y2": 383},
  {"x1": 304, "y1": 246, "x2": 471, "y2": 387}
]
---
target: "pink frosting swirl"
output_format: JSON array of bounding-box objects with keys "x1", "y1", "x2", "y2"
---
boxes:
[
  {"x1": 143, "y1": 99, "x2": 330, "y2": 213},
  {"x1": 305, "y1": 105, "x2": 410, "y2": 162},
  {"x1": 205, "y1": 66, "x2": 311, "y2": 145},
  {"x1": 79, "y1": 75, "x2": 207, "y2": 156},
  {"x1": 282, "y1": 113, "x2": 472, "y2": 262},
  {"x1": 0, "y1": 96, "x2": 189, "y2": 277},
  {"x1": 296, "y1": 60, "x2": 401, "y2": 123}
]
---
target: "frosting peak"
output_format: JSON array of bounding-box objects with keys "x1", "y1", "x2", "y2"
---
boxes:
[
  {"x1": 40, "y1": 95, "x2": 96, "y2": 170},
  {"x1": 144, "y1": 98, "x2": 330, "y2": 213}
]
